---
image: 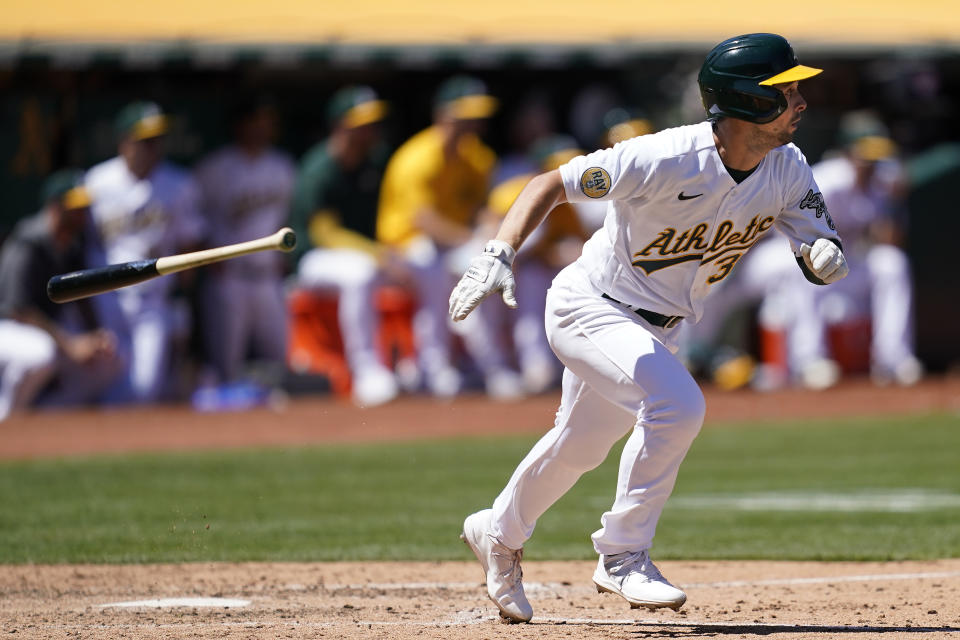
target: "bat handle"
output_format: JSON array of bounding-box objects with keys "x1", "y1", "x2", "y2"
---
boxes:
[{"x1": 47, "y1": 260, "x2": 159, "y2": 304}]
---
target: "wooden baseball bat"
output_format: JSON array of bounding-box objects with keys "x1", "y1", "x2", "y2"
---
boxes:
[{"x1": 47, "y1": 227, "x2": 297, "y2": 304}]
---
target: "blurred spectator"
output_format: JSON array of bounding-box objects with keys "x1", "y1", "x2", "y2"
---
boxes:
[
  {"x1": 810, "y1": 111, "x2": 923, "y2": 385},
  {"x1": 85, "y1": 101, "x2": 205, "y2": 402},
  {"x1": 0, "y1": 170, "x2": 123, "y2": 420},
  {"x1": 193, "y1": 97, "x2": 294, "y2": 387},
  {"x1": 483, "y1": 135, "x2": 589, "y2": 393},
  {"x1": 377, "y1": 75, "x2": 521, "y2": 399},
  {"x1": 290, "y1": 86, "x2": 401, "y2": 407}
]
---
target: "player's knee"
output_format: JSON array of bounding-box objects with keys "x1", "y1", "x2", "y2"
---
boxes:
[
  {"x1": 676, "y1": 385, "x2": 707, "y2": 434},
  {"x1": 645, "y1": 382, "x2": 706, "y2": 438}
]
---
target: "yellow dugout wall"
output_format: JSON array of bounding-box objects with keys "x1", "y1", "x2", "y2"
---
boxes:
[{"x1": 4, "y1": 0, "x2": 959, "y2": 48}]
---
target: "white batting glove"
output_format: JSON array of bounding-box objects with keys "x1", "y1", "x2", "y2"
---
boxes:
[
  {"x1": 449, "y1": 239, "x2": 518, "y2": 322},
  {"x1": 800, "y1": 238, "x2": 849, "y2": 284}
]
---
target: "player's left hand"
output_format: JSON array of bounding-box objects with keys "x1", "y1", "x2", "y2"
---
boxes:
[
  {"x1": 800, "y1": 238, "x2": 849, "y2": 284},
  {"x1": 449, "y1": 239, "x2": 518, "y2": 322}
]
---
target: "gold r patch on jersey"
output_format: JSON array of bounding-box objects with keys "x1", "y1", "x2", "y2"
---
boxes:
[{"x1": 580, "y1": 167, "x2": 611, "y2": 198}]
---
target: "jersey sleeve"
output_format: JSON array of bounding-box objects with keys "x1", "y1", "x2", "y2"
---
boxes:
[
  {"x1": 558, "y1": 138, "x2": 653, "y2": 204},
  {"x1": 773, "y1": 153, "x2": 842, "y2": 256}
]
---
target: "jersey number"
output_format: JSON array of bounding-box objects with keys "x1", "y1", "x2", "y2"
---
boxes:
[{"x1": 707, "y1": 253, "x2": 742, "y2": 284}]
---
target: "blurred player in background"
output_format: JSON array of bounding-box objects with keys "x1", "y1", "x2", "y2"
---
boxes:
[
  {"x1": 193, "y1": 97, "x2": 294, "y2": 387},
  {"x1": 377, "y1": 75, "x2": 521, "y2": 399},
  {"x1": 291, "y1": 87, "x2": 401, "y2": 407},
  {"x1": 483, "y1": 135, "x2": 589, "y2": 393},
  {"x1": 0, "y1": 171, "x2": 123, "y2": 420},
  {"x1": 85, "y1": 102, "x2": 205, "y2": 402},
  {"x1": 811, "y1": 111, "x2": 922, "y2": 385}
]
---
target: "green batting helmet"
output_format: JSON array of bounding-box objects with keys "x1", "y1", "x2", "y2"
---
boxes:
[{"x1": 698, "y1": 33, "x2": 822, "y2": 124}]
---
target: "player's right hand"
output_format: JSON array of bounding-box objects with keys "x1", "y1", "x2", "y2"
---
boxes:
[{"x1": 449, "y1": 239, "x2": 518, "y2": 322}]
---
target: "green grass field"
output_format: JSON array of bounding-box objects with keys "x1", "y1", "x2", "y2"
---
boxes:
[{"x1": 1, "y1": 412, "x2": 958, "y2": 564}]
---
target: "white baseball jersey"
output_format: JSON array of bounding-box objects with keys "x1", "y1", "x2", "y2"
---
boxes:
[
  {"x1": 86, "y1": 157, "x2": 205, "y2": 304},
  {"x1": 194, "y1": 146, "x2": 295, "y2": 273},
  {"x1": 559, "y1": 121, "x2": 840, "y2": 322}
]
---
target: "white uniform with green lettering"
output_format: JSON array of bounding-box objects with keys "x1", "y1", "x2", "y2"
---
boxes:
[
  {"x1": 86, "y1": 157, "x2": 204, "y2": 402},
  {"x1": 489, "y1": 121, "x2": 840, "y2": 555}
]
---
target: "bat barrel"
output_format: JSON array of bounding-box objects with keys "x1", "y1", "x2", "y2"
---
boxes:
[{"x1": 47, "y1": 259, "x2": 159, "y2": 303}]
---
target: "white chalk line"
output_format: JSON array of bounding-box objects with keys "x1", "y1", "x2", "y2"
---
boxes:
[
  {"x1": 684, "y1": 570, "x2": 960, "y2": 589},
  {"x1": 99, "y1": 597, "x2": 251, "y2": 608},
  {"x1": 667, "y1": 489, "x2": 960, "y2": 513}
]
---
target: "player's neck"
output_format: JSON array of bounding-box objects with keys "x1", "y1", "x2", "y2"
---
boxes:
[{"x1": 712, "y1": 119, "x2": 766, "y2": 172}]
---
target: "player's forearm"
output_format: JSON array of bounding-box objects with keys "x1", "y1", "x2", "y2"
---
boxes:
[{"x1": 495, "y1": 170, "x2": 567, "y2": 252}]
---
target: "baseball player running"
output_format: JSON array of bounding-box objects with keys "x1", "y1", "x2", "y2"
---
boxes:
[{"x1": 449, "y1": 33, "x2": 849, "y2": 623}]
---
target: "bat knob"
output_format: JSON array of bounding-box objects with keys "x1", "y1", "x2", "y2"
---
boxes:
[{"x1": 279, "y1": 228, "x2": 297, "y2": 252}]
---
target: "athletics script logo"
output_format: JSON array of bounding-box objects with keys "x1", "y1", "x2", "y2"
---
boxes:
[{"x1": 631, "y1": 214, "x2": 775, "y2": 284}]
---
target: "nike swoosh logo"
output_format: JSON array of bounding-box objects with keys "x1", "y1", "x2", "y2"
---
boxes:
[{"x1": 678, "y1": 192, "x2": 704, "y2": 200}]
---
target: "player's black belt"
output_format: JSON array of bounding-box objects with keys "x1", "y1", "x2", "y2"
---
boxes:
[{"x1": 601, "y1": 293, "x2": 684, "y2": 329}]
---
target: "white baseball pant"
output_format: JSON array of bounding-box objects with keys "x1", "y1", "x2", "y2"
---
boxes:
[
  {"x1": 0, "y1": 320, "x2": 57, "y2": 421},
  {"x1": 489, "y1": 263, "x2": 705, "y2": 554}
]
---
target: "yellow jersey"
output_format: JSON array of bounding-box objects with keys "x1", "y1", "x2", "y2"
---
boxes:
[{"x1": 377, "y1": 126, "x2": 495, "y2": 247}]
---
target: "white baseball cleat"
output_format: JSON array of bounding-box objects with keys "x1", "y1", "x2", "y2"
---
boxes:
[
  {"x1": 593, "y1": 549, "x2": 687, "y2": 611},
  {"x1": 460, "y1": 509, "x2": 533, "y2": 623}
]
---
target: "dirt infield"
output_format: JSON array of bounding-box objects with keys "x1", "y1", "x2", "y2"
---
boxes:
[
  {"x1": 3, "y1": 560, "x2": 960, "y2": 639},
  {"x1": 3, "y1": 378, "x2": 960, "y2": 638}
]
